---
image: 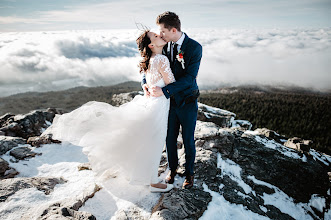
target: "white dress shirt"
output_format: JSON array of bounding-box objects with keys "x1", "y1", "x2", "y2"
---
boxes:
[{"x1": 169, "y1": 33, "x2": 186, "y2": 62}]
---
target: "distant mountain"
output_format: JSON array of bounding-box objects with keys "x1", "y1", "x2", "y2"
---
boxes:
[{"x1": 0, "y1": 81, "x2": 142, "y2": 115}]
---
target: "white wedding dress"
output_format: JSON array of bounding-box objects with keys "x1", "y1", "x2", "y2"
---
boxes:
[{"x1": 42, "y1": 54, "x2": 175, "y2": 185}]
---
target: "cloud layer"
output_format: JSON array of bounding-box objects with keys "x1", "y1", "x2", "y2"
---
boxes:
[{"x1": 0, "y1": 28, "x2": 330, "y2": 97}]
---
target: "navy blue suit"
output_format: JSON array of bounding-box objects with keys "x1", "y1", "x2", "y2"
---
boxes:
[{"x1": 142, "y1": 33, "x2": 202, "y2": 176}]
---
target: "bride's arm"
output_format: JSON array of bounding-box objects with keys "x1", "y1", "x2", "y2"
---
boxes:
[{"x1": 158, "y1": 56, "x2": 176, "y2": 86}]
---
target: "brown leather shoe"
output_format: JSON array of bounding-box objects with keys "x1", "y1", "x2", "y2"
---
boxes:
[
  {"x1": 165, "y1": 170, "x2": 177, "y2": 184},
  {"x1": 182, "y1": 175, "x2": 194, "y2": 189}
]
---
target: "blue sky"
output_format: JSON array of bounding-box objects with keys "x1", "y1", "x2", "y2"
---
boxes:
[{"x1": 0, "y1": 0, "x2": 330, "y2": 31}]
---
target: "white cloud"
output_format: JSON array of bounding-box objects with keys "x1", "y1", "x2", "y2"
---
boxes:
[{"x1": 0, "y1": 28, "x2": 330, "y2": 97}]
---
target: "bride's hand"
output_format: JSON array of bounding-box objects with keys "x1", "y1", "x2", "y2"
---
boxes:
[{"x1": 143, "y1": 84, "x2": 150, "y2": 97}]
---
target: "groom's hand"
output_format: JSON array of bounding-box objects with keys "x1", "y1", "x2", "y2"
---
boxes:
[{"x1": 150, "y1": 86, "x2": 163, "y2": 97}]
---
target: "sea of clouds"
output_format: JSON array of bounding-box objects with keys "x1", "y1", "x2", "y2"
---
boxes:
[{"x1": 0, "y1": 28, "x2": 330, "y2": 97}]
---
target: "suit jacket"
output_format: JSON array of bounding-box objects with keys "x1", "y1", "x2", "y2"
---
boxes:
[{"x1": 141, "y1": 33, "x2": 203, "y2": 107}]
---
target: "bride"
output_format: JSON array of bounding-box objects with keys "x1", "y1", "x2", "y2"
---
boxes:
[{"x1": 42, "y1": 30, "x2": 175, "y2": 192}]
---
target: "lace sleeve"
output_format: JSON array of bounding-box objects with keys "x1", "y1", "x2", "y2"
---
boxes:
[{"x1": 157, "y1": 55, "x2": 176, "y2": 85}]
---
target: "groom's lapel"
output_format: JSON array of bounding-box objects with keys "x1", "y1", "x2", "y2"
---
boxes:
[{"x1": 180, "y1": 33, "x2": 189, "y2": 54}]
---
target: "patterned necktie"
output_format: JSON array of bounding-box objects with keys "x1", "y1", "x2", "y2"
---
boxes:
[{"x1": 172, "y1": 43, "x2": 178, "y2": 64}]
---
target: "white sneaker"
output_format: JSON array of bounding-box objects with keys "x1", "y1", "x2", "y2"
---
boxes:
[{"x1": 150, "y1": 184, "x2": 174, "y2": 193}]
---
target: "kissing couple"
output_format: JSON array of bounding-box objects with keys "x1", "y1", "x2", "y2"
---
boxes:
[{"x1": 43, "y1": 11, "x2": 202, "y2": 193}]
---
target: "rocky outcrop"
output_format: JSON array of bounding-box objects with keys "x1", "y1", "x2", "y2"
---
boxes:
[
  {"x1": 0, "y1": 108, "x2": 66, "y2": 139},
  {"x1": 0, "y1": 177, "x2": 66, "y2": 202},
  {"x1": 153, "y1": 122, "x2": 330, "y2": 219},
  {"x1": 0, "y1": 93, "x2": 330, "y2": 219}
]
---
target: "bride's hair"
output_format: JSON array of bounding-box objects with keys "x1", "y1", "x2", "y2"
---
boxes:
[{"x1": 136, "y1": 30, "x2": 152, "y2": 74}]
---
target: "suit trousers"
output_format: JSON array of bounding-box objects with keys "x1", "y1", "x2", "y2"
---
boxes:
[{"x1": 166, "y1": 98, "x2": 198, "y2": 176}]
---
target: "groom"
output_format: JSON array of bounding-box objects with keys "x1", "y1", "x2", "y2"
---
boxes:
[{"x1": 144, "y1": 11, "x2": 202, "y2": 189}]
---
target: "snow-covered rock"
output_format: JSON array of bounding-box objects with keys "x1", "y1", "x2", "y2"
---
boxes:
[{"x1": 0, "y1": 108, "x2": 66, "y2": 139}]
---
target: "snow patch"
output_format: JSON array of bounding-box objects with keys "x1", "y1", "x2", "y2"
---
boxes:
[
  {"x1": 200, "y1": 183, "x2": 269, "y2": 220},
  {"x1": 217, "y1": 153, "x2": 252, "y2": 194}
]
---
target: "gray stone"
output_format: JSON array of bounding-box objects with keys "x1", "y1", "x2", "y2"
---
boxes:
[
  {"x1": 254, "y1": 128, "x2": 288, "y2": 144},
  {"x1": 0, "y1": 177, "x2": 66, "y2": 202},
  {"x1": 284, "y1": 137, "x2": 313, "y2": 152},
  {"x1": 197, "y1": 103, "x2": 236, "y2": 128},
  {"x1": 78, "y1": 163, "x2": 92, "y2": 171},
  {"x1": 194, "y1": 121, "x2": 220, "y2": 139},
  {"x1": 9, "y1": 146, "x2": 41, "y2": 160},
  {"x1": 28, "y1": 134, "x2": 61, "y2": 147},
  {"x1": 0, "y1": 136, "x2": 26, "y2": 155},
  {"x1": 112, "y1": 91, "x2": 142, "y2": 106}
]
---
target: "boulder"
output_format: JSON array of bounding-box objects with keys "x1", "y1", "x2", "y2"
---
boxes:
[
  {"x1": 150, "y1": 188, "x2": 212, "y2": 220},
  {"x1": 9, "y1": 146, "x2": 41, "y2": 160},
  {"x1": 198, "y1": 103, "x2": 236, "y2": 128},
  {"x1": 0, "y1": 136, "x2": 26, "y2": 155},
  {"x1": 232, "y1": 119, "x2": 253, "y2": 130},
  {"x1": 284, "y1": 137, "x2": 313, "y2": 152},
  {"x1": 27, "y1": 134, "x2": 61, "y2": 147}
]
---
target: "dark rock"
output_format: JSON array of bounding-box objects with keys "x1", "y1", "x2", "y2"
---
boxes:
[
  {"x1": 27, "y1": 134, "x2": 61, "y2": 147},
  {"x1": 0, "y1": 136, "x2": 26, "y2": 155},
  {"x1": 0, "y1": 167, "x2": 19, "y2": 179},
  {"x1": 0, "y1": 157, "x2": 9, "y2": 175},
  {"x1": 9, "y1": 146, "x2": 41, "y2": 160},
  {"x1": 151, "y1": 188, "x2": 212, "y2": 220},
  {"x1": 0, "y1": 177, "x2": 66, "y2": 202}
]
